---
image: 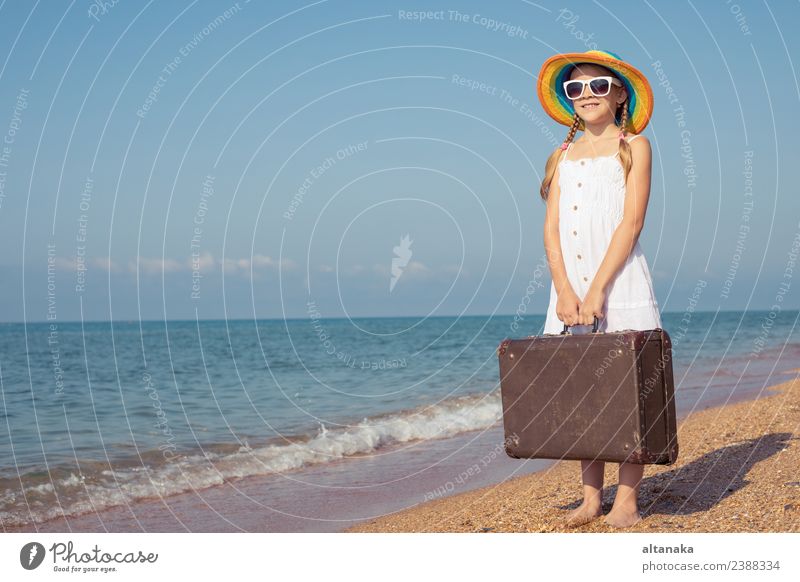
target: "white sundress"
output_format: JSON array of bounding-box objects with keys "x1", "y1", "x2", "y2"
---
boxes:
[{"x1": 542, "y1": 134, "x2": 662, "y2": 335}]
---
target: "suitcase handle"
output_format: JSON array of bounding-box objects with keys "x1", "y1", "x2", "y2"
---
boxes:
[{"x1": 560, "y1": 315, "x2": 600, "y2": 334}]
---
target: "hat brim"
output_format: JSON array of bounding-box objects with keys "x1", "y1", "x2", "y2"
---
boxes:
[{"x1": 537, "y1": 51, "x2": 654, "y2": 135}]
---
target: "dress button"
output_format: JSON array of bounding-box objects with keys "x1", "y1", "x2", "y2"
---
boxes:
[
  {"x1": 573, "y1": 230, "x2": 577, "y2": 235},
  {"x1": 577, "y1": 182, "x2": 582, "y2": 187},
  {"x1": 580, "y1": 160, "x2": 585, "y2": 165},
  {"x1": 583, "y1": 276, "x2": 588, "y2": 281},
  {"x1": 577, "y1": 254, "x2": 582, "y2": 259},
  {"x1": 573, "y1": 205, "x2": 578, "y2": 210}
]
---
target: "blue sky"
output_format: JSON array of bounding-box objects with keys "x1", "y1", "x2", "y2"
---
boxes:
[{"x1": 0, "y1": 0, "x2": 797, "y2": 322}]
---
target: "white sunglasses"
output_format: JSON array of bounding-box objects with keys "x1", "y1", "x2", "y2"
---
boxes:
[{"x1": 562, "y1": 76, "x2": 623, "y2": 100}]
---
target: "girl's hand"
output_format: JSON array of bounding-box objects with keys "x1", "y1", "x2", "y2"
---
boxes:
[
  {"x1": 578, "y1": 286, "x2": 607, "y2": 326},
  {"x1": 555, "y1": 286, "x2": 582, "y2": 326}
]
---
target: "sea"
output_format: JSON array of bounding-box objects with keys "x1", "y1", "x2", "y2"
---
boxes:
[{"x1": 1, "y1": 309, "x2": 798, "y2": 529}]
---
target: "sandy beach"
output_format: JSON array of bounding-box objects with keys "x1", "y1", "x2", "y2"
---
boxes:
[{"x1": 346, "y1": 370, "x2": 800, "y2": 533}]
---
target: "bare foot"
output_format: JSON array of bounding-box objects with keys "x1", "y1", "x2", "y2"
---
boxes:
[
  {"x1": 603, "y1": 508, "x2": 642, "y2": 528},
  {"x1": 565, "y1": 501, "x2": 603, "y2": 528}
]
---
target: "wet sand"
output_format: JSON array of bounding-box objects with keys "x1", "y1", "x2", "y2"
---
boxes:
[{"x1": 346, "y1": 371, "x2": 800, "y2": 533}]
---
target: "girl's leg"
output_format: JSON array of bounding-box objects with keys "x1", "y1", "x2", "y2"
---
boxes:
[
  {"x1": 604, "y1": 462, "x2": 644, "y2": 527},
  {"x1": 565, "y1": 459, "x2": 604, "y2": 527}
]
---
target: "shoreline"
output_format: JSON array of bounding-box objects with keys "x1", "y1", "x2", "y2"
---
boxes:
[
  {"x1": 346, "y1": 370, "x2": 800, "y2": 533},
  {"x1": 3, "y1": 369, "x2": 798, "y2": 533}
]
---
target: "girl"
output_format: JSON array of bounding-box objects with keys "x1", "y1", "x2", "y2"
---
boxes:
[{"x1": 536, "y1": 50, "x2": 662, "y2": 528}]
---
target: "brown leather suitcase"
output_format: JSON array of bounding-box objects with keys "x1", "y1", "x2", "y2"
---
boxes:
[{"x1": 497, "y1": 317, "x2": 678, "y2": 464}]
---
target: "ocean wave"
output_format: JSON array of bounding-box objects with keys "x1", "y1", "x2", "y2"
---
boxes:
[{"x1": 0, "y1": 391, "x2": 502, "y2": 527}]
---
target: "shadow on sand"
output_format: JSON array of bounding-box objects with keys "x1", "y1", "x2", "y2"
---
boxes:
[{"x1": 558, "y1": 432, "x2": 795, "y2": 517}]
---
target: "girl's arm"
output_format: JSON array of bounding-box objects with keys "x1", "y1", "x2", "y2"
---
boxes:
[
  {"x1": 543, "y1": 153, "x2": 574, "y2": 297},
  {"x1": 589, "y1": 136, "x2": 653, "y2": 295}
]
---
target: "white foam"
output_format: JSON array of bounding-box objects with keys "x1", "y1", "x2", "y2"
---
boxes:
[{"x1": 1, "y1": 392, "x2": 503, "y2": 526}]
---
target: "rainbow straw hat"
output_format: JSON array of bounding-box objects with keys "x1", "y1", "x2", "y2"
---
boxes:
[{"x1": 537, "y1": 49, "x2": 654, "y2": 134}]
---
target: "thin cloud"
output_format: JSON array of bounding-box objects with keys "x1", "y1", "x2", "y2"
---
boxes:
[
  {"x1": 50, "y1": 253, "x2": 297, "y2": 276},
  {"x1": 90, "y1": 257, "x2": 121, "y2": 272},
  {"x1": 131, "y1": 257, "x2": 185, "y2": 275},
  {"x1": 222, "y1": 254, "x2": 296, "y2": 275},
  {"x1": 373, "y1": 260, "x2": 431, "y2": 278}
]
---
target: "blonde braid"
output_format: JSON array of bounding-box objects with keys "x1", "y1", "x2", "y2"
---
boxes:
[
  {"x1": 618, "y1": 102, "x2": 629, "y2": 138},
  {"x1": 617, "y1": 99, "x2": 633, "y2": 183},
  {"x1": 563, "y1": 112, "x2": 581, "y2": 149},
  {"x1": 540, "y1": 113, "x2": 582, "y2": 200}
]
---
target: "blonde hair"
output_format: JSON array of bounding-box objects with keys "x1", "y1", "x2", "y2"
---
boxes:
[{"x1": 539, "y1": 70, "x2": 635, "y2": 201}]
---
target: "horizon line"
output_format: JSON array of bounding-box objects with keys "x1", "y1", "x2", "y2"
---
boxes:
[{"x1": 2, "y1": 308, "x2": 793, "y2": 325}]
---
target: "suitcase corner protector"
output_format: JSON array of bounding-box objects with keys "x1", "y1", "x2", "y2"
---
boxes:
[
  {"x1": 497, "y1": 338, "x2": 512, "y2": 357},
  {"x1": 503, "y1": 433, "x2": 521, "y2": 458}
]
